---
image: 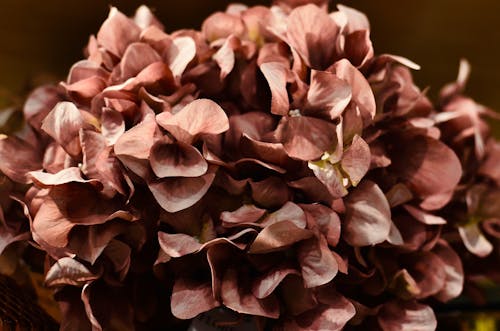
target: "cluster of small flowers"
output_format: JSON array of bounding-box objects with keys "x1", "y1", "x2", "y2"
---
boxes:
[{"x1": 0, "y1": 1, "x2": 499, "y2": 330}]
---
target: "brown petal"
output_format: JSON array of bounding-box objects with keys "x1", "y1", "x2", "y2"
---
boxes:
[
  {"x1": 403, "y1": 205, "x2": 447, "y2": 225},
  {"x1": 300, "y1": 203, "x2": 341, "y2": 247},
  {"x1": 23, "y1": 85, "x2": 62, "y2": 131},
  {"x1": 149, "y1": 170, "x2": 216, "y2": 213},
  {"x1": 250, "y1": 177, "x2": 291, "y2": 209},
  {"x1": 97, "y1": 7, "x2": 141, "y2": 57},
  {"x1": 156, "y1": 99, "x2": 229, "y2": 144},
  {"x1": 344, "y1": 180, "x2": 392, "y2": 246},
  {"x1": 286, "y1": 4, "x2": 339, "y2": 69},
  {"x1": 41, "y1": 102, "x2": 88, "y2": 157},
  {"x1": 341, "y1": 134, "x2": 371, "y2": 186},
  {"x1": 171, "y1": 278, "x2": 220, "y2": 319},
  {"x1": 150, "y1": 140, "x2": 208, "y2": 178},
  {"x1": 378, "y1": 301, "x2": 437, "y2": 331},
  {"x1": 276, "y1": 116, "x2": 337, "y2": 161},
  {"x1": 308, "y1": 161, "x2": 348, "y2": 198},
  {"x1": 259, "y1": 62, "x2": 289, "y2": 116},
  {"x1": 343, "y1": 30, "x2": 374, "y2": 68},
  {"x1": 249, "y1": 220, "x2": 313, "y2": 254},
  {"x1": 306, "y1": 70, "x2": 351, "y2": 119},
  {"x1": 120, "y1": 42, "x2": 161, "y2": 80},
  {"x1": 0, "y1": 135, "x2": 42, "y2": 184},
  {"x1": 45, "y1": 257, "x2": 98, "y2": 287}
]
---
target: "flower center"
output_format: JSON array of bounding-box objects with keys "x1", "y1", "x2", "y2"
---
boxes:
[{"x1": 288, "y1": 109, "x2": 301, "y2": 117}]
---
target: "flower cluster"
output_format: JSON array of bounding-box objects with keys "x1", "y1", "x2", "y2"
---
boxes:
[{"x1": 0, "y1": 1, "x2": 498, "y2": 330}]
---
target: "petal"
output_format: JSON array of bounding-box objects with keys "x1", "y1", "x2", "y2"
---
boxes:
[
  {"x1": 433, "y1": 241, "x2": 464, "y2": 302},
  {"x1": 221, "y1": 269, "x2": 279, "y2": 318},
  {"x1": 101, "y1": 108, "x2": 125, "y2": 146},
  {"x1": 0, "y1": 135, "x2": 42, "y2": 184},
  {"x1": 252, "y1": 266, "x2": 299, "y2": 299},
  {"x1": 150, "y1": 140, "x2": 208, "y2": 178},
  {"x1": 171, "y1": 278, "x2": 219, "y2": 319},
  {"x1": 202, "y1": 12, "x2": 245, "y2": 42},
  {"x1": 97, "y1": 7, "x2": 141, "y2": 57},
  {"x1": 157, "y1": 232, "x2": 202, "y2": 259},
  {"x1": 250, "y1": 177, "x2": 291, "y2": 209},
  {"x1": 386, "y1": 183, "x2": 413, "y2": 208},
  {"x1": 213, "y1": 35, "x2": 241, "y2": 79},
  {"x1": 341, "y1": 134, "x2": 371, "y2": 186},
  {"x1": 260, "y1": 201, "x2": 307, "y2": 228},
  {"x1": 280, "y1": 275, "x2": 318, "y2": 316},
  {"x1": 249, "y1": 220, "x2": 313, "y2": 254},
  {"x1": 458, "y1": 223, "x2": 493, "y2": 257},
  {"x1": 336, "y1": 4, "x2": 370, "y2": 33},
  {"x1": 156, "y1": 99, "x2": 229, "y2": 144},
  {"x1": 120, "y1": 42, "x2": 162, "y2": 80},
  {"x1": 259, "y1": 62, "x2": 290, "y2": 115},
  {"x1": 220, "y1": 204, "x2": 267, "y2": 227},
  {"x1": 133, "y1": 5, "x2": 163, "y2": 30},
  {"x1": 29, "y1": 167, "x2": 101, "y2": 189},
  {"x1": 41, "y1": 102, "x2": 88, "y2": 157},
  {"x1": 389, "y1": 134, "x2": 462, "y2": 210},
  {"x1": 306, "y1": 70, "x2": 352, "y2": 119},
  {"x1": 403, "y1": 205, "x2": 447, "y2": 225},
  {"x1": 378, "y1": 301, "x2": 437, "y2": 331},
  {"x1": 343, "y1": 30, "x2": 374, "y2": 68},
  {"x1": 149, "y1": 170, "x2": 216, "y2": 213},
  {"x1": 286, "y1": 4, "x2": 339, "y2": 69},
  {"x1": 62, "y1": 76, "x2": 107, "y2": 104},
  {"x1": 276, "y1": 116, "x2": 338, "y2": 161},
  {"x1": 287, "y1": 293, "x2": 355, "y2": 331},
  {"x1": 308, "y1": 161, "x2": 348, "y2": 198},
  {"x1": 168, "y1": 36, "x2": 197, "y2": 80},
  {"x1": 45, "y1": 257, "x2": 98, "y2": 287},
  {"x1": 300, "y1": 203, "x2": 341, "y2": 247},
  {"x1": 330, "y1": 59, "x2": 376, "y2": 121},
  {"x1": 298, "y1": 236, "x2": 339, "y2": 288},
  {"x1": 23, "y1": 85, "x2": 62, "y2": 131},
  {"x1": 344, "y1": 180, "x2": 392, "y2": 246}
]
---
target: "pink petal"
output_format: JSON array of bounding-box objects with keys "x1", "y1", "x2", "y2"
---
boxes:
[
  {"x1": 202, "y1": 12, "x2": 245, "y2": 42},
  {"x1": 336, "y1": 4, "x2": 370, "y2": 33},
  {"x1": 433, "y1": 240, "x2": 464, "y2": 302},
  {"x1": 458, "y1": 223, "x2": 493, "y2": 257},
  {"x1": 260, "y1": 201, "x2": 307, "y2": 228},
  {"x1": 308, "y1": 161, "x2": 348, "y2": 198},
  {"x1": 287, "y1": 293, "x2": 355, "y2": 331},
  {"x1": 259, "y1": 62, "x2": 289, "y2": 115},
  {"x1": 29, "y1": 167, "x2": 101, "y2": 189},
  {"x1": 378, "y1": 301, "x2": 437, "y2": 331},
  {"x1": 390, "y1": 134, "x2": 462, "y2": 210},
  {"x1": 250, "y1": 177, "x2": 291, "y2": 209},
  {"x1": 300, "y1": 203, "x2": 341, "y2": 247},
  {"x1": 149, "y1": 170, "x2": 216, "y2": 213},
  {"x1": 330, "y1": 59, "x2": 376, "y2": 121},
  {"x1": 62, "y1": 76, "x2": 107, "y2": 105},
  {"x1": 213, "y1": 35, "x2": 241, "y2": 79},
  {"x1": 252, "y1": 266, "x2": 299, "y2": 299},
  {"x1": 150, "y1": 140, "x2": 208, "y2": 178},
  {"x1": 120, "y1": 42, "x2": 162, "y2": 80},
  {"x1": 45, "y1": 257, "x2": 98, "y2": 287},
  {"x1": 23, "y1": 85, "x2": 62, "y2": 131},
  {"x1": 221, "y1": 269, "x2": 279, "y2": 319},
  {"x1": 41, "y1": 102, "x2": 89, "y2": 157},
  {"x1": 344, "y1": 180, "x2": 392, "y2": 246},
  {"x1": 220, "y1": 204, "x2": 267, "y2": 227},
  {"x1": 249, "y1": 220, "x2": 313, "y2": 254},
  {"x1": 341, "y1": 134, "x2": 371, "y2": 186},
  {"x1": 157, "y1": 232, "x2": 202, "y2": 259},
  {"x1": 97, "y1": 7, "x2": 141, "y2": 57},
  {"x1": 171, "y1": 278, "x2": 220, "y2": 319},
  {"x1": 168, "y1": 37, "x2": 197, "y2": 80},
  {"x1": 403, "y1": 205, "x2": 447, "y2": 225},
  {"x1": 133, "y1": 5, "x2": 164, "y2": 30},
  {"x1": 286, "y1": 4, "x2": 339, "y2": 69},
  {"x1": 0, "y1": 135, "x2": 42, "y2": 184},
  {"x1": 306, "y1": 70, "x2": 352, "y2": 119},
  {"x1": 343, "y1": 30, "x2": 374, "y2": 67},
  {"x1": 298, "y1": 236, "x2": 339, "y2": 288},
  {"x1": 156, "y1": 99, "x2": 229, "y2": 144},
  {"x1": 276, "y1": 116, "x2": 338, "y2": 161}
]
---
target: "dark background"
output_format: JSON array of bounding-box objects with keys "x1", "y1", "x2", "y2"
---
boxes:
[{"x1": 1, "y1": 1, "x2": 499, "y2": 131}]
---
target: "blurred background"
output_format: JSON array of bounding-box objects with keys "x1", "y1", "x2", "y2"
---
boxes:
[{"x1": 0, "y1": 0, "x2": 499, "y2": 129}]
